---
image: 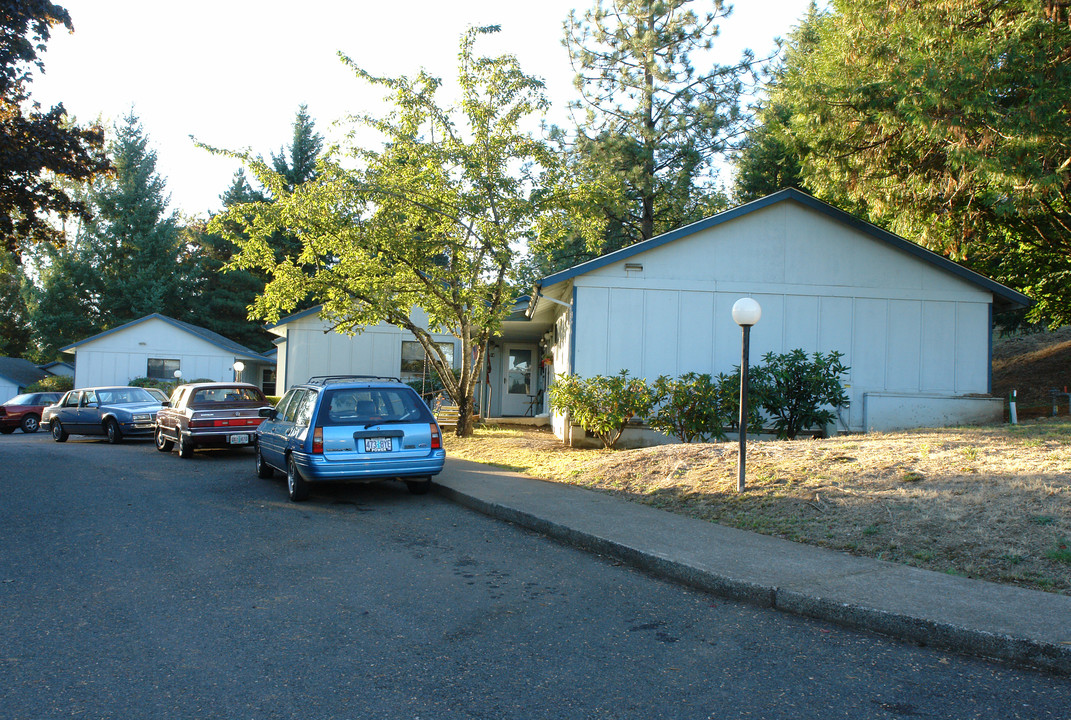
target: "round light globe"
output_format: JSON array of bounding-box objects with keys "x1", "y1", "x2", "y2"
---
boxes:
[
  {"x1": 233, "y1": 361, "x2": 245, "y2": 373},
  {"x1": 732, "y1": 297, "x2": 762, "y2": 327},
  {"x1": 173, "y1": 369, "x2": 182, "y2": 379}
]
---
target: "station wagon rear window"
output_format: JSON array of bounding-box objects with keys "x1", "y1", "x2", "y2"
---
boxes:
[{"x1": 317, "y1": 387, "x2": 433, "y2": 427}]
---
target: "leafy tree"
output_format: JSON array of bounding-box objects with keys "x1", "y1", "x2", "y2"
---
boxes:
[
  {"x1": 751, "y1": 349, "x2": 849, "y2": 440},
  {"x1": 213, "y1": 27, "x2": 553, "y2": 436},
  {"x1": 0, "y1": 250, "x2": 33, "y2": 356},
  {"x1": 773, "y1": 0, "x2": 1071, "y2": 325},
  {"x1": 548, "y1": 370, "x2": 657, "y2": 449},
  {"x1": 1, "y1": 0, "x2": 110, "y2": 255},
  {"x1": 649, "y1": 372, "x2": 728, "y2": 443},
  {"x1": 533, "y1": 0, "x2": 746, "y2": 270}
]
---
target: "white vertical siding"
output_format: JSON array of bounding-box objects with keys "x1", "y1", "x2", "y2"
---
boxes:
[
  {"x1": 887, "y1": 300, "x2": 923, "y2": 391},
  {"x1": 921, "y1": 301, "x2": 956, "y2": 392},
  {"x1": 607, "y1": 288, "x2": 643, "y2": 375},
  {"x1": 643, "y1": 290, "x2": 679, "y2": 377},
  {"x1": 955, "y1": 303, "x2": 990, "y2": 393},
  {"x1": 678, "y1": 291, "x2": 714, "y2": 376}
]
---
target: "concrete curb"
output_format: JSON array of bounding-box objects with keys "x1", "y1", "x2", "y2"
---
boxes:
[{"x1": 434, "y1": 481, "x2": 1071, "y2": 677}]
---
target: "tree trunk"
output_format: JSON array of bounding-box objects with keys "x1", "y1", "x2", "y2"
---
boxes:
[{"x1": 455, "y1": 391, "x2": 475, "y2": 437}]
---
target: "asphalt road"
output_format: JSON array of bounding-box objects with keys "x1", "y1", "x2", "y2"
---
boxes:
[{"x1": 1, "y1": 432, "x2": 1068, "y2": 719}]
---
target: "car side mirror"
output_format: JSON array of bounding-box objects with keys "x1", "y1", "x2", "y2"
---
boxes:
[
  {"x1": 160, "y1": 400, "x2": 170, "y2": 408},
  {"x1": 260, "y1": 407, "x2": 276, "y2": 419}
]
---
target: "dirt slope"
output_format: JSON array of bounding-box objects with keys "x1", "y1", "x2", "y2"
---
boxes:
[{"x1": 993, "y1": 326, "x2": 1071, "y2": 414}]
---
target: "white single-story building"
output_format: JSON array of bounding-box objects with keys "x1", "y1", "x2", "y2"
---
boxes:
[
  {"x1": 39, "y1": 361, "x2": 75, "y2": 378},
  {"x1": 61, "y1": 314, "x2": 275, "y2": 391},
  {"x1": 0, "y1": 357, "x2": 49, "y2": 403},
  {"x1": 265, "y1": 189, "x2": 1030, "y2": 439},
  {"x1": 521, "y1": 189, "x2": 1029, "y2": 440},
  {"x1": 267, "y1": 307, "x2": 462, "y2": 398}
]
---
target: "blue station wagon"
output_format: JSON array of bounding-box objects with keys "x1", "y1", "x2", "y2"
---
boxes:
[{"x1": 255, "y1": 376, "x2": 446, "y2": 501}]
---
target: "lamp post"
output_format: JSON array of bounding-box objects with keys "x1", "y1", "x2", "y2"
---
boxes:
[
  {"x1": 732, "y1": 298, "x2": 762, "y2": 492},
  {"x1": 233, "y1": 361, "x2": 245, "y2": 383},
  {"x1": 173, "y1": 370, "x2": 182, "y2": 381}
]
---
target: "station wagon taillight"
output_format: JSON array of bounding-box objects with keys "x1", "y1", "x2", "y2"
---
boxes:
[
  {"x1": 430, "y1": 423, "x2": 441, "y2": 450},
  {"x1": 312, "y1": 426, "x2": 323, "y2": 454}
]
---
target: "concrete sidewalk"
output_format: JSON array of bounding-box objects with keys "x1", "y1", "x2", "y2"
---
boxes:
[{"x1": 434, "y1": 458, "x2": 1071, "y2": 676}]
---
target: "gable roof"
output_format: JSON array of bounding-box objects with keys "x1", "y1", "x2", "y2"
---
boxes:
[
  {"x1": 534, "y1": 188, "x2": 1031, "y2": 308},
  {"x1": 0, "y1": 357, "x2": 48, "y2": 388},
  {"x1": 265, "y1": 305, "x2": 324, "y2": 330},
  {"x1": 40, "y1": 361, "x2": 74, "y2": 373},
  {"x1": 59, "y1": 314, "x2": 273, "y2": 362}
]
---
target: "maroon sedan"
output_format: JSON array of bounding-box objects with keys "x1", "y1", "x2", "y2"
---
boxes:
[
  {"x1": 154, "y1": 382, "x2": 272, "y2": 458},
  {"x1": 0, "y1": 392, "x2": 63, "y2": 434}
]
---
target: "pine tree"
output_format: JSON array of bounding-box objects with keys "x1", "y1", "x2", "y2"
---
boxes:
[
  {"x1": 80, "y1": 112, "x2": 186, "y2": 327},
  {"x1": 773, "y1": 0, "x2": 1071, "y2": 325},
  {"x1": 271, "y1": 105, "x2": 323, "y2": 192},
  {"x1": 533, "y1": 0, "x2": 745, "y2": 271},
  {"x1": 0, "y1": 250, "x2": 33, "y2": 357},
  {"x1": 182, "y1": 171, "x2": 273, "y2": 350}
]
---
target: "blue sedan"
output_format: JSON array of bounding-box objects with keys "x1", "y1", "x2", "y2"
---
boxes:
[{"x1": 43, "y1": 386, "x2": 163, "y2": 443}]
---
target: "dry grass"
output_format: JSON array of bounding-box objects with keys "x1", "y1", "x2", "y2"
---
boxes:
[{"x1": 445, "y1": 420, "x2": 1071, "y2": 595}]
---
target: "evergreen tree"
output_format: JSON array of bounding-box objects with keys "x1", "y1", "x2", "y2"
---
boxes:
[
  {"x1": 731, "y1": 3, "x2": 821, "y2": 203},
  {"x1": 182, "y1": 171, "x2": 273, "y2": 351},
  {"x1": 533, "y1": 0, "x2": 745, "y2": 271},
  {"x1": 773, "y1": 0, "x2": 1071, "y2": 325},
  {"x1": 271, "y1": 105, "x2": 323, "y2": 192},
  {"x1": 26, "y1": 237, "x2": 98, "y2": 360},
  {"x1": 65, "y1": 112, "x2": 187, "y2": 328},
  {"x1": 0, "y1": 250, "x2": 33, "y2": 357}
]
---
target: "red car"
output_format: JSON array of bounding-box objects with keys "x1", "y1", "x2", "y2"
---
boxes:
[{"x1": 0, "y1": 392, "x2": 64, "y2": 434}]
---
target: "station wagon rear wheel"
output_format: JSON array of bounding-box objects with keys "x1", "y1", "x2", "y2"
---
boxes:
[
  {"x1": 256, "y1": 445, "x2": 274, "y2": 479},
  {"x1": 51, "y1": 420, "x2": 68, "y2": 442},
  {"x1": 286, "y1": 455, "x2": 309, "y2": 502},
  {"x1": 155, "y1": 427, "x2": 174, "y2": 452}
]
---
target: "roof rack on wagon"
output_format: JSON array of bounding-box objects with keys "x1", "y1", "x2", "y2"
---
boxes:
[{"x1": 305, "y1": 375, "x2": 404, "y2": 386}]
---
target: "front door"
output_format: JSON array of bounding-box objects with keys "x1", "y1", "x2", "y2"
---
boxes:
[{"x1": 500, "y1": 346, "x2": 535, "y2": 416}]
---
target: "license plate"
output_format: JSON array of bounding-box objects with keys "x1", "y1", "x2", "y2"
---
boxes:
[
  {"x1": 364, "y1": 437, "x2": 393, "y2": 452},
  {"x1": 229, "y1": 434, "x2": 249, "y2": 445}
]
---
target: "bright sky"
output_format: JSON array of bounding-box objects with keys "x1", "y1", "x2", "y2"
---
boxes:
[{"x1": 32, "y1": 0, "x2": 820, "y2": 218}]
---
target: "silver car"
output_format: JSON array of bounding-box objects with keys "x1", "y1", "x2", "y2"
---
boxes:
[{"x1": 43, "y1": 386, "x2": 162, "y2": 443}]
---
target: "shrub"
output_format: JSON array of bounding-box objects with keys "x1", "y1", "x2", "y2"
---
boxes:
[
  {"x1": 751, "y1": 349, "x2": 850, "y2": 439},
  {"x1": 650, "y1": 372, "x2": 728, "y2": 443},
  {"x1": 25, "y1": 375, "x2": 73, "y2": 393},
  {"x1": 715, "y1": 369, "x2": 765, "y2": 435},
  {"x1": 548, "y1": 370, "x2": 656, "y2": 449}
]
